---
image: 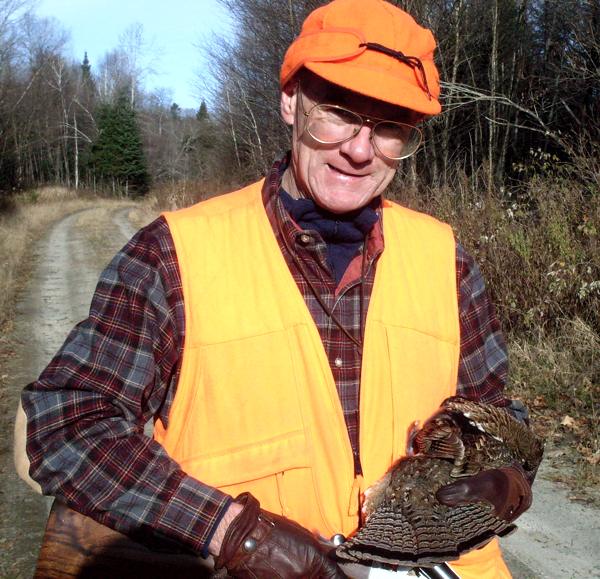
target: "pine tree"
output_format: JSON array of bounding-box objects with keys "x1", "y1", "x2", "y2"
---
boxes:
[
  {"x1": 76, "y1": 53, "x2": 97, "y2": 187},
  {"x1": 79, "y1": 52, "x2": 97, "y2": 103},
  {"x1": 170, "y1": 102, "x2": 181, "y2": 120},
  {"x1": 88, "y1": 94, "x2": 150, "y2": 196},
  {"x1": 196, "y1": 100, "x2": 209, "y2": 121},
  {"x1": 81, "y1": 52, "x2": 92, "y2": 81}
]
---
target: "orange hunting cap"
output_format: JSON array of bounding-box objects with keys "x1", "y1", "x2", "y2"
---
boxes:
[{"x1": 280, "y1": 0, "x2": 441, "y2": 115}]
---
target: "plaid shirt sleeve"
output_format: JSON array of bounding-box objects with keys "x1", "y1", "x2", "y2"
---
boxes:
[
  {"x1": 456, "y1": 242, "x2": 511, "y2": 407},
  {"x1": 21, "y1": 216, "x2": 230, "y2": 556}
]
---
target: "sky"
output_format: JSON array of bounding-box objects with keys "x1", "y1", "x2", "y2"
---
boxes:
[{"x1": 35, "y1": 0, "x2": 233, "y2": 111}]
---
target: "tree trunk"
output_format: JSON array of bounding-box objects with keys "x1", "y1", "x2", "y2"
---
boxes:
[
  {"x1": 226, "y1": 88, "x2": 242, "y2": 170},
  {"x1": 488, "y1": 0, "x2": 499, "y2": 192},
  {"x1": 441, "y1": 0, "x2": 464, "y2": 185},
  {"x1": 74, "y1": 113, "x2": 79, "y2": 190}
]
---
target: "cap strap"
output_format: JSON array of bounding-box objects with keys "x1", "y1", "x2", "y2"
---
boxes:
[{"x1": 359, "y1": 42, "x2": 432, "y2": 100}]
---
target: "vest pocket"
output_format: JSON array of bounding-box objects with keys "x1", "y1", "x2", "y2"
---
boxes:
[
  {"x1": 179, "y1": 433, "x2": 329, "y2": 533},
  {"x1": 217, "y1": 466, "x2": 327, "y2": 533},
  {"x1": 171, "y1": 329, "x2": 319, "y2": 517},
  {"x1": 178, "y1": 429, "x2": 308, "y2": 488},
  {"x1": 172, "y1": 329, "x2": 307, "y2": 462}
]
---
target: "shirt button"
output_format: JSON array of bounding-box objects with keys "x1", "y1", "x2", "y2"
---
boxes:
[
  {"x1": 334, "y1": 357, "x2": 343, "y2": 368},
  {"x1": 299, "y1": 233, "x2": 312, "y2": 244}
]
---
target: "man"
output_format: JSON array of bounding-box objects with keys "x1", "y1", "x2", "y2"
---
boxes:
[{"x1": 20, "y1": 0, "x2": 533, "y2": 577}]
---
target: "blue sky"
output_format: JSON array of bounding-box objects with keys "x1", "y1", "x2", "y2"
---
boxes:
[{"x1": 35, "y1": 0, "x2": 232, "y2": 110}]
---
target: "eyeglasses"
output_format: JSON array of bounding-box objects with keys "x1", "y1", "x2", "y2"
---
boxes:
[{"x1": 297, "y1": 88, "x2": 422, "y2": 161}]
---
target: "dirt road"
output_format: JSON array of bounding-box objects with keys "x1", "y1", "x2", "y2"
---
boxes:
[
  {"x1": 0, "y1": 203, "x2": 598, "y2": 578},
  {"x1": 0, "y1": 203, "x2": 143, "y2": 578}
]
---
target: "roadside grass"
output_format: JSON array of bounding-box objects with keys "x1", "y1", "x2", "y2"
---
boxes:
[
  {"x1": 126, "y1": 203, "x2": 161, "y2": 230},
  {"x1": 147, "y1": 178, "x2": 234, "y2": 211},
  {"x1": 509, "y1": 319, "x2": 599, "y2": 490}
]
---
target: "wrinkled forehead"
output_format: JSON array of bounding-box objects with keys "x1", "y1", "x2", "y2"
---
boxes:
[{"x1": 298, "y1": 69, "x2": 422, "y2": 124}]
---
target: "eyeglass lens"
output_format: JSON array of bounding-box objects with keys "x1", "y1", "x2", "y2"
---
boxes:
[{"x1": 306, "y1": 104, "x2": 420, "y2": 160}]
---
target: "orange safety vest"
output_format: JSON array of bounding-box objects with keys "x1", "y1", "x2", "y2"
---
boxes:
[{"x1": 156, "y1": 180, "x2": 511, "y2": 578}]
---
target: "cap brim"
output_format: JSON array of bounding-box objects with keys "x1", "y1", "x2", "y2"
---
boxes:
[{"x1": 304, "y1": 61, "x2": 441, "y2": 116}]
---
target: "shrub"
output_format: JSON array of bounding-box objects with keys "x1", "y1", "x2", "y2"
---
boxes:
[{"x1": 390, "y1": 173, "x2": 600, "y2": 336}]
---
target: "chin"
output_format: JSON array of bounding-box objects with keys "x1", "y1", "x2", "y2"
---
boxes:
[{"x1": 318, "y1": 192, "x2": 375, "y2": 214}]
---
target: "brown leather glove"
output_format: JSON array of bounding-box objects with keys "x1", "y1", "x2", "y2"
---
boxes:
[
  {"x1": 436, "y1": 464, "x2": 532, "y2": 522},
  {"x1": 214, "y1": 493, "x2": 346, "y2": 578}
]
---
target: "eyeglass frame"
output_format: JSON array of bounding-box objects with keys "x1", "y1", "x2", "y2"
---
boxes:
[{"x1": 295, "y1": 83, "x2": 423, "y2": 161}]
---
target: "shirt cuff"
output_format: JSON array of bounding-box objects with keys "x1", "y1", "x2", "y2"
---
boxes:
[{"x1": 154, "y1": 472, "x2": 232, "y2": 556}]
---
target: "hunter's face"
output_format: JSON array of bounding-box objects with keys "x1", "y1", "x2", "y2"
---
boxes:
[{"x1": 280, "y1": 74, "x2": 413, "y2": 214}]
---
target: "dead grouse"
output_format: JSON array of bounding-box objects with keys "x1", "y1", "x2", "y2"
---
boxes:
[{"x1": 336, "y1": 396, "x2": 544, "y2": 567}]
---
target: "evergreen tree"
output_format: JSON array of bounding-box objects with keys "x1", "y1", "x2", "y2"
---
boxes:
[
  {"x1": 79, "y1": 51, "x2": 97, "y2": 102},
  {"x1": 81, "y1": 52, "x2": 92, "y2": 81},
  {"x1": 196, "y1": 100, "x2": 209, "y2": 121},
  {"x1": 170, "y1": 102, "x2": 181, "y2": 120},
  {"x1": 77, "y1": 52, "x2": 97, "y2": 186},
  {"x1": 88, "y1": 94, "x2": 150, "y2": 196}
]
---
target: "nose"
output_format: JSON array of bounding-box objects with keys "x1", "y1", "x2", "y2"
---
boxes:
[{"x1": 339, "y1": 125, "x2": 375, "y2": 164}]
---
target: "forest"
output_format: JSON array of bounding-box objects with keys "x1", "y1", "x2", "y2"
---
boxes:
[
  {"x1": 1, "y1": 1, "x2": 598, "y2": 195},
  {"x1": 0, "y1": 0, "x2": 598, "y2": 476}
]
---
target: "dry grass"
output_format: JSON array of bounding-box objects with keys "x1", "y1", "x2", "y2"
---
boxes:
[
  {"x1": 34, "y1": 186, "x2": 80, "y2": 202},
  {"x1": 149, "y1": 178, "x2": 236, "y2": 212},
  {"x1": 126, "y1": 204, "x2": 161, "y2": 231},
  {"x1": 509, "y1": 318, "x2": 599, "y2": 487},
  {"x1": 391, "y1": 174, "x2": 600, "y2": 336}
]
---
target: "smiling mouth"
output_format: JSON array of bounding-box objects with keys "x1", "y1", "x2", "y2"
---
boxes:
[{"x1": 328, "y1": 164, "x2": 366, "y2": 178}]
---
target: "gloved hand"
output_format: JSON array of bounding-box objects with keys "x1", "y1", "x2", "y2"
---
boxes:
[
  {"x1": 436, "y1": 464, "x2": 532, "y2": 522},
  {"x1": 214, "y1": 493, "x2": 346, "y2": 578}
]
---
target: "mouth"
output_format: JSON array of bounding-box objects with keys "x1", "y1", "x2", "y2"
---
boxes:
[{"x1": 327, "y1": 164, "x2": 367, "y2": 178}]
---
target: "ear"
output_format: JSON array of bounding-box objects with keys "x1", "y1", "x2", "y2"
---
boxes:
[{"x1": 280, "y1": 83, "x2": 297, "y2": 126}]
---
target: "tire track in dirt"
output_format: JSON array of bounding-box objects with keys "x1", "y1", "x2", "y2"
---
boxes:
[{"x1": 0, "y1": 205, "x2": 139, "y2": 578}]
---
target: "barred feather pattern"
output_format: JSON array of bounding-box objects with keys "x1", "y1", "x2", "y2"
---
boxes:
[{"x1": 336, "y1": 397, "x2": 543, "y2": 567}]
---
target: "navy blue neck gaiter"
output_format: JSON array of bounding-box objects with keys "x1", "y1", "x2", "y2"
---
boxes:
[{"x1": 280, "y1": 189, "x2": 379, "y2": 284}]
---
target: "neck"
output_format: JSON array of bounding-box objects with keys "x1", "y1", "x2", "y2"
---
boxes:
[{"x1": 281, "y1": 166, "x2": 302, "y2": 200}]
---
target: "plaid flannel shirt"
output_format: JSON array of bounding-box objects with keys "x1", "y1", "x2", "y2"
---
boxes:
[{"x1": 22, "y1": 158, "x2": 510, "y2": 556}]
